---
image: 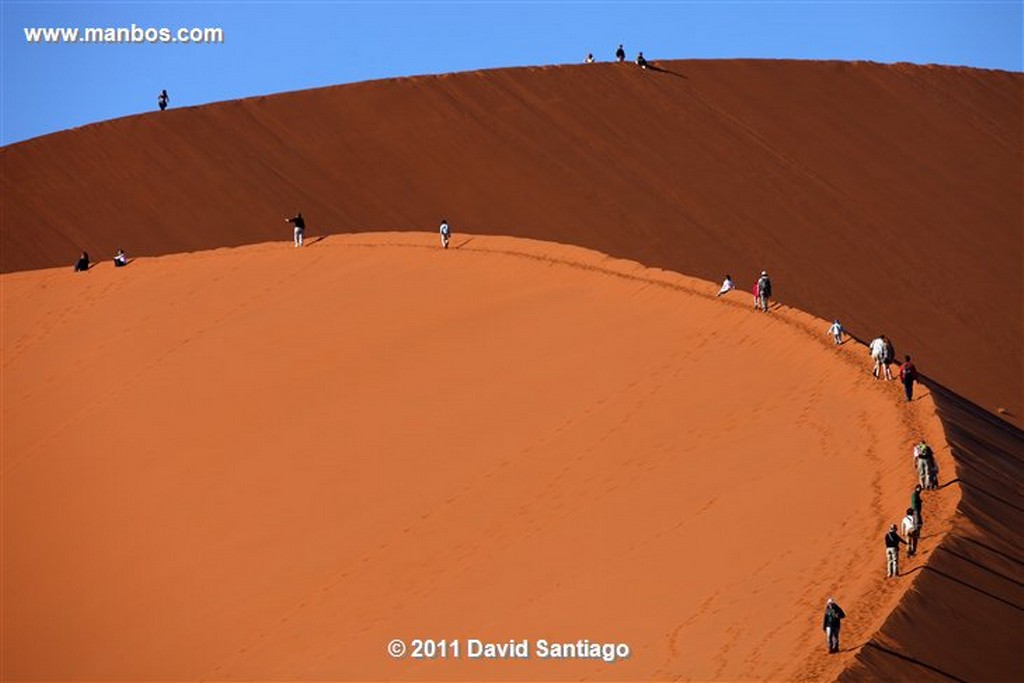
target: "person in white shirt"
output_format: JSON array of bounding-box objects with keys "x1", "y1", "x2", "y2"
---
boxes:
[
  {"x1": 869, "y1": 336, "x2": 886, "y2": 379},
  {"x1": 439, "y1": 219, "x2": 451, "y2": 249},
  {"x1": 901, "y1": 507, "x2": 919, "y2": 556},
  {"x1": 717, "y1": 274, "x2": 734, "y2": 297},
  {"x1": 828, "y1": 320, "x2": 844, "y2": 345},
  {"x1": 113, "y1": 248, "x2": 127, "y2": 268}
]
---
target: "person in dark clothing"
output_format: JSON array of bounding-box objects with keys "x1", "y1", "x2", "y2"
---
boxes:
[
  {"x1": 900, "y1": 355, "x2": 918, "y2": 401},
  {"x1": 885, "y1": 524, "x2": 907, "y2": 577},
  {"x1": 822, "y1": 599, "x2": 846, "y2": 653},
  {"x1": 902, "y1": 507, "x2": 920, "y2": 556},
  {"x1": 925, "y1": 450, "x2": 939, "y2": 490},
  {"x1": 74, "y1": 251, "x2": 90, "y2": 272},
  {"x1": 285, "y1": 211, "x2": 305, "y2": 247},
  {"x1": 158, "y1": 89, "x2": 169, "y2": 111},
  {"x1": 113, "y1": 248, "x2": 127, "y2": 267},
  {"x1": 615, "y1": 44, "x2": 625, "y2": 62},
  {"x1": 911, "y1": 484, "x2": 923, "y2": 529},
  {"x1": 636, "y1": 52, "x2": 649, "y2": 69},
  {"x1": 756, "y1": 271, "x2": 773, "y2": 312},
  {"x1": 882, "y1": 338, "x2": 896, "y2": 382}
]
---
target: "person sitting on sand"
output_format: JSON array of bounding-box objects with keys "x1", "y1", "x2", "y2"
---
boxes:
[
  {"x1": 828, "y1": 320, "x2": 844, "y2": 345},
  {"x1": 285, "y1": 211, "x2": 305, "y2": 248},
  {"x1": 439, "y1": 218, "x2": 451, "y2": 249},
  {"x1": 158, "y1": 89, "x2": 169, "y2": 111},
  {"x1": 636, "y1": 52, "x2": 649, "y2": 69},
  {"x1": 822, "y1": 598, "x2": 846, "y2": 653},
  {"x1": 74, "y1": 251, "x2": 90, "y2": 272},
  {"x1": 717, "y1": 274, "x2": 734, "y2": 297},
  {"x1": 885, "y1": 523, "x2": 907, "y2": 577},
  {"x1": 585, "y1": 53, "x2": 595, "y2": 63},
  {"x1": 113, "y1": 249, "x2": 127, "y2": 268}
]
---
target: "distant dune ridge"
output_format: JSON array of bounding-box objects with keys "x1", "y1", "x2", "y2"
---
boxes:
[{"x1": 2, "y1": 59, "x2": 1022, "y2": 680}]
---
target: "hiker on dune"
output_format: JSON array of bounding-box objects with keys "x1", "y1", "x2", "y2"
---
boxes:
[
  {"x1": 900, "y1": 354, "x2": 918, "y2": 401},
  {"x1": 902, "y1": 507, "x2": 920, "y2": 556},
  {"x1": 913, "y1": 441, "x2": 932, "y2": 489},
  {"x1": 756, "y1": 271, "x2": 772, "y2": 312},
  {"x1": 585, "y1": 53, "x2": 595, "y2": 63},
  {"x1": 158, "y1": 89, "x2": 169, "y2": 111},
  {"x1": 615, "y1": 44, "x2": 625, "y2": 62},
  {"x1": 828, "y1": 320, "x2": 844, "y2": 345},
  {"x1": 439, "y1": 218, "x2": 451, "y2": 249},
  {"x1": 869, "y1": 335, "x2": 886, "y2": 379},
  {"x1": 113, "y1": 248, "x2": 127, "y2": 268},
  {"x1": 885, "y1": 524, "x2": 907, "y2": 577},
  {"x1": 285, "y1": 211, "x2": 305, "y2": 248},
  {"x1": 822, "y1": 599, "x2": 846, "y2": 653},
  {"x1": 717, "y1": 274, "x2": 734, "y2": 297},
  {"x1": 74, "y1": 251, "x2": 90, "y2": 272},
  {"x1": 636, "y1": 52, "x2": 649, "y2": 69},
  {"x1": 882, "y1": 336, "x2": 896, "y2": 381}
]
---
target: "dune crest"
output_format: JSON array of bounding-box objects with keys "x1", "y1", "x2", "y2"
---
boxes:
[{"x1": 2, "y1": 234, "x2": 958, "y2": 680}]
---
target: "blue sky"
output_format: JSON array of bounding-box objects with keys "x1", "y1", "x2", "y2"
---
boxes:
[{"x1": 2, "y1": 1, "x2": 1021, "y2": 145}]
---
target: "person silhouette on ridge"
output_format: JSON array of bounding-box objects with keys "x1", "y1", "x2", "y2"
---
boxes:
[
  {"x1": 158, "y1": 89, "x2": 169, "y2": 111},
  {"x1": 615, "y1": 44, "x2": 625, "y2": 63}
]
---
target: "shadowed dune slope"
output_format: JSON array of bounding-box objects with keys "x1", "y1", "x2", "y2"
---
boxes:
[
  {"x1": 2, "y1": 60, "x2": 1020, "y2": 428},
  {"x1": 1, "y1": 234, "x2": 958, "y2": 680}
]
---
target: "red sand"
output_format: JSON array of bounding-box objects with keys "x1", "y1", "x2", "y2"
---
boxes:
[
  {"x1": 2, "y1": 60, "x2": 1020, "y2": 428},
  {"x1": 2, "y1": 60, "x2": 1022, "y2": 680},
  {"x1": 2, "y1": 234, "x2": 957, "y2": 679}
]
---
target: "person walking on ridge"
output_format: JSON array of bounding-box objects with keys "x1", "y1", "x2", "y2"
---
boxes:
[
  {"x1": 158, "y1": 89, "x2": 169, "y2": 111},
  {"x1": 756, "y1": 271, "x2": 772, "y2": 312},
  {"x1": 911, "y1": 484, "x2": 923, "y2": 530},
  {"x1": 869, "y1": 335, "x2": 886, "y2": 379},
  {"x1": 913, "y1": 441, "x2": 932, "y2": 489},
  {"x1": 885, "y1": 524, "x2": 907, "y2": 577},
  {"x1": 285, "y1": 211, "x2": 305, "y2": 247},
  {"x1": 822, "y1": 599, "x2": 846, "y2": 653},
  {"x1": 717, "y1": 274, "x2": 734, "y2": 297},
  {"x1": 615, "y1": 44, "x2": 626, "y2": 62},
  {"x1": 900, "y1": 355, "x2": 918, "y2": 401},
  {"x1": 902, "y1": 507, "x2": 919, "y2": 556},
  {"x1": 882, "y1": 336, "x2": 896, "y2": 381},
  {"x1": 828, "y1": 320, "x2": 844, "y2": 345},
  {"x1": 439, "y1": 218, "x2": 451, "y2": 249}
]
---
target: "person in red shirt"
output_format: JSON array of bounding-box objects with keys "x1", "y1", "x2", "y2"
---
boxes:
[{"x1": 900, "y1": 354, "x2": 918, "y2": 401}]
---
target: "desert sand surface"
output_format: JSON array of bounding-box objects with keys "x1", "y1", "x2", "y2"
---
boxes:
[
  {"x1": 2, "y1": 59, "x2": 1022, "y2": 680},
  {"x1": 2, "y1": 60, "x2": 1020, "y2": 429},
  {"x1": 3, "y1": 234, "x2": 957, "y2": 680}
]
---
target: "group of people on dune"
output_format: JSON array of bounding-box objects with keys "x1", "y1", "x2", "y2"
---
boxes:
[
  {"x1": 584, "y1": 44, "x2": 650, "y2": 69},
  {"x1": 716, "y1": 270, "x2": 938, "y2": 655}
]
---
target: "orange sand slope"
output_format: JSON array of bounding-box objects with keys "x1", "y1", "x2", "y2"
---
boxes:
[
  {"x1": 2, "y1": 234, "x2": 956, "y2": 681},
  {"x1": 2, "y1": 60, "x2": 1020, "y2": 428}
]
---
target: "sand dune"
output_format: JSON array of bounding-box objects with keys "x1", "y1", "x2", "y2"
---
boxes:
[
  {"x1": 3, "y1": 234, "x2": 956, "y2": 679},
  {"x1": 2, "y1": 60, "x2": 1022, "y2": 680},
  {"x1": 1, "y1": 60, "x2": 1020, "y2": 428}
]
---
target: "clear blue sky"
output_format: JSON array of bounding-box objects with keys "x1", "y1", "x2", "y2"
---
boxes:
[{"x1": 2, "y1": 1, "x2": 1021, "y2": 145}]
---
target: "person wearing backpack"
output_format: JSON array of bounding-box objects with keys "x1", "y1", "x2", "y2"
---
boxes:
[
  {"x1": 822, "y1": 598, "x2": 846, "y2": 653},
  {"x1": 900, "y1": 355, "x2": 918, "y2": 401},
  {"x1": 902, "y1": 507, "x2": 920, "y2": 556},
  {"x1": 881, "y1": 336, "x2": 896, "y2": 380},
  {"x1": 913, "y1": 441, "x2": 932, "y2": 489}
]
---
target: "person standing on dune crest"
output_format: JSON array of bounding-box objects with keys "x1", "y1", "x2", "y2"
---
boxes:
[
  {"x1": 822, "y1": 598, "x2": 846, "y2": 653},
  {"x1": 828, "y1": 320, "x2": 844, "y2": 344},
  {"x1": 285, "y1": 211, "x2": 305, "y2": 248},
  {"x1": 615, "y1": 44, "x2": 625, "y2": 62},
  {"x1": 885, "y1": 523, "x2": 907, "y2": 577},
  {"x1": 756, "y1": 271, "x2": 772, "y2": 312},
  {"x1": 913, "y1": 441, "x2": 932, "y2": 489},
  {"x1": 158, "y1": 89, "x2": 169, "y2": 111},
  {"x1": 900, "y1": 354, "x2": 918, "y2": 401},
  {"x1": 439, "y1": 219, "x2": 451, "y2": 249}
]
